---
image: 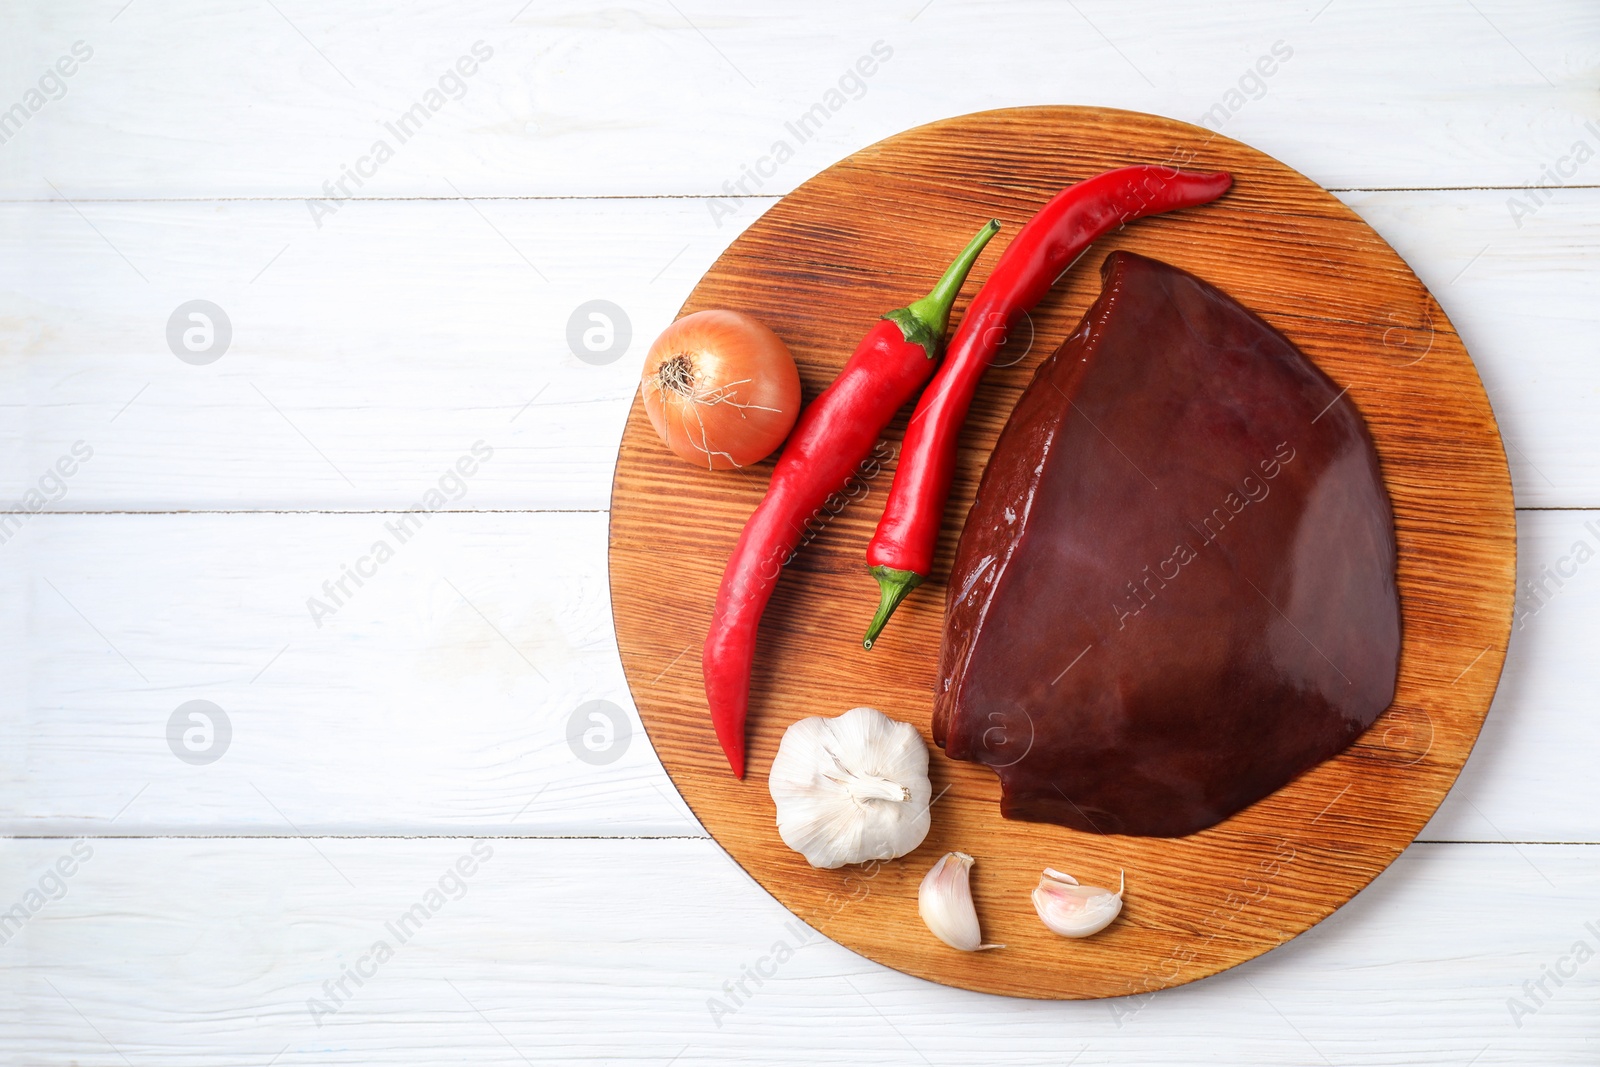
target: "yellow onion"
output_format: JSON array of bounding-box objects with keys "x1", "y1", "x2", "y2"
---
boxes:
[{"x1": 641, "y1": 309, "x2": 800, "y2": 470}]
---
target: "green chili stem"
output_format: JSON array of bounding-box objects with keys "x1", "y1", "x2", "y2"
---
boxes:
[
  {"x1": 883, "y1": 219, "x2": 1001, "y2": 359},
  {"x1": 863, "y1": 565, "x2": 925, "y2": 650}
]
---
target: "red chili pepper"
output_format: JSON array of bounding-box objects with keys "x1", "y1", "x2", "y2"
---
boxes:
[
  {"x1": 704, "y1": 220, "x2": 1002, "y2": 777},
  {"x1": 862, "y1": 166, "x2": 1234, "y2": 648}
]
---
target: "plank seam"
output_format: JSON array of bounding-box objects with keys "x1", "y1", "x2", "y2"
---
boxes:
[
  {"x1": 3, "y1": 185, "x2": 1597, "y2": 205},
  {"x1": 0, "y1": 835, "x2": 1591, "y2": 844},
  {"x1": 13, "y1": 506, "x2": 1587, "y2": 516},
  {"x1": 0, "y1": 833, "x2": 714, "y2": 842}
]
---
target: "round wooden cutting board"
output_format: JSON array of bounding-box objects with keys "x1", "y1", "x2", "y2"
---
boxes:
[{"x1": 608, "y1": 106, "x2": 1514, "y2": 999}]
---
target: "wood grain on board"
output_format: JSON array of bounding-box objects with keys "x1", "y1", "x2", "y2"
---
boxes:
[{"x1": 610, "y1": 106, "x2": 1514, "y2": 999}]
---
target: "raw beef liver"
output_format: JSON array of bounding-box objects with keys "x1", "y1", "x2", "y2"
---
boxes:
[{"x1": 934, "y1": 251, "x2": 1400, "y2": 837}]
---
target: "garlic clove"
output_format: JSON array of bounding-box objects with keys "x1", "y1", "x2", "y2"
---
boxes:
[
  {"x1": 918, "y1": 852, "x2": 1003, "y2": 951},
  {"x1": 1032, "y1": 868, "x2": 1125, "y2": 938}
]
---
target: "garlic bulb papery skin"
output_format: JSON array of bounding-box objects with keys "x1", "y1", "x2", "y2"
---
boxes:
[
  {"x1": 1032, "y1": 868, "x2": 1125, "y2": 938},
  {"x1": 918, "y1": 852, "x2": 1003, "y2": 952},
  {"x1": 767, "y1": 706, "x2": 932, "y2": 869}
]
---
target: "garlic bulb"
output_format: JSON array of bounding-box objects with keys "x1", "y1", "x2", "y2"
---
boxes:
[
  {"x1": 1032, "y1": 868, "x2": 1125, "y2": 938},
  {"x1": 918, "y1": 852, "x2": 1003, "y2": 951},
  {"x1": 767, "y1": 706, "x2": 932, "y2": 869}
]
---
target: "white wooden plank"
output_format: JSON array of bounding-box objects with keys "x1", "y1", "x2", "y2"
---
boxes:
[
  {"x1": 2, "y1": 0, "x2": 1595, "y2": 199},
  {"x1": 2, "y1": 189, "x2": 1597, "y2": 511},
  {"x1": 1420, "y1": 510, "x2": 1600, "y2": 843},
  {"x1": 0, "y1": 509, "x2": 1594, "y2": 841},
  {"x1": 0, "y1": 837, "x2": 1595, "y2": 1064},
  {"x1": 0, "y1": 511, "x2": 699, "y2": 838},
  {"x1": 0, "y1": 196, "x2": 736, "y2": 512}
]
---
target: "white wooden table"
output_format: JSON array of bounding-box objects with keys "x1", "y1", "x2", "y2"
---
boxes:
[{"x1": 2, "y1": 2, "x2": 1596, "y2": 1062}]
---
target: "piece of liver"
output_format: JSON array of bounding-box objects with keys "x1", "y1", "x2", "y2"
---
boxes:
[{"x1": 934, "y1": 251, "x2": 1400, "y2": 837}]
